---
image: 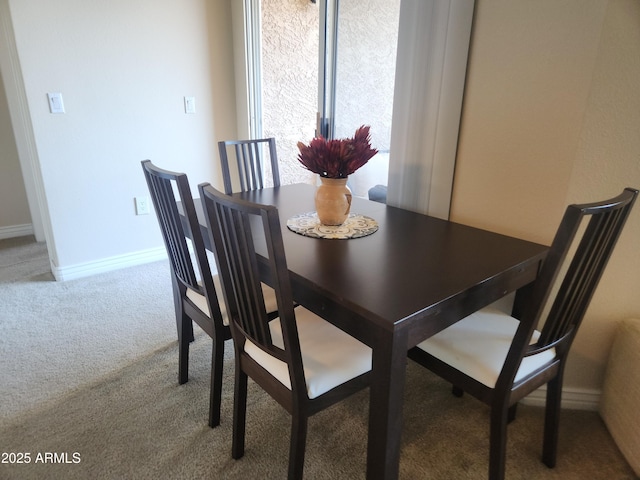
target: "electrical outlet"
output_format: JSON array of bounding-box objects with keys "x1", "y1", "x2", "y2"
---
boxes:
[{"x1": 135, "y1": 196, "x2": 150, "y2": 215}]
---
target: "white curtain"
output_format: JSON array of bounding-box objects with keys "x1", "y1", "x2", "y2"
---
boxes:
[{"x1": 386, "y1": 0, "x2": 475, "y2": 219}]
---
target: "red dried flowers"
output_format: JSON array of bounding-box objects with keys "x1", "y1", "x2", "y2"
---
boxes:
[{"x1": 296, "y1": 125, "x2": 378, "y2": 179}]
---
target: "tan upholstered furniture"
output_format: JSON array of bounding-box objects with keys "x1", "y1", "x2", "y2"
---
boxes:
[{"x1": 600, "y1": 318, "x2": 640, "y2": 476}]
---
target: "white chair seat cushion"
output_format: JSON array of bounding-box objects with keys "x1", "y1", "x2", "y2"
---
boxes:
[
  {"x1": 186, "y1": 275, "x2": 278, "y2": 327},
  {"x1": 245, "y1": 307, "x2": 372, "y2": 399},
  {"x1": 416, "y1": 307, "x2": 556, "y2": 388}
]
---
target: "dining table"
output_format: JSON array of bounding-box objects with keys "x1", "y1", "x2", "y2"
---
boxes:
[{"x1": 187, "y1": 182, "x2": 548, "y2": 480}]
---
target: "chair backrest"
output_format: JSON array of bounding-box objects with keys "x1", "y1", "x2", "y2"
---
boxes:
[
  {"x1": 502, "y1": 188, "x2": 638, "y2": 387},
  {"x1": 198, "y1": 183, "x2": 306, "y2": 393},
  {"x1": 141, "y1": 160, "x2": 223, "y2": 323},
  {"x1": 217, "y1": 138, "x2": 281, "y2": 194}
]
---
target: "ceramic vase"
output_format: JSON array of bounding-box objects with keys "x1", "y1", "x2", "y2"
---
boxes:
[{"x1": 315, "y1": 177, "x2": 352, "y2": 226}]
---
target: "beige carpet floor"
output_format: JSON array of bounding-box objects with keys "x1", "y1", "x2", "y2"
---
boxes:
[{"x1": 0, "y1": 236, "x2": 635, "y2": 479}]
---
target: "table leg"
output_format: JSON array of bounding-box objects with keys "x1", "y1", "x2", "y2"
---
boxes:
[
  {"x1": 511, "y1": 280, "x2": 536, "y2": 320},
  {"x1": 366, "y1": 329, "x2": 408, "y2": 479}
]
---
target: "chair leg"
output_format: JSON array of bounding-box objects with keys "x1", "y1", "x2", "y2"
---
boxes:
[
  {"x1": 288, "y1": 412, "x2": 308, "y2": 480},
  {"x1": 232, "y1": 367, "x2": 248, "y2": 459},
  {"x1": 489, "y1": 404, "x2": 509, "y2": 480},
  {"x1": 208, "y1": 335, "x2": 225, "y2": 428},
  {"x1": 507, "y1": 402, "x2": 518, "y2": 423},
  {"x1": 172, "y1": 275, "x2": 194, "y2": 342},
  {"x1": 542, "y1": 373, "x2": 563, "y2": 468},
  {"x1": 178, "y1": 311, "x2": 190, "y2": 385}
]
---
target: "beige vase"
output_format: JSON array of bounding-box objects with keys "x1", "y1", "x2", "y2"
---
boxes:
[{"x1": 315, "y1": 177, "x2": 352, "y2": 226}]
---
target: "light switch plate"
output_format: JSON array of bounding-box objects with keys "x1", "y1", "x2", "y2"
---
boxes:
[
  {"x1": 184, "y1": 96, "x2": 195, "y2": 114},
  {"x1": 47, "y1": 92, "x2": 65, "y2": 114}
]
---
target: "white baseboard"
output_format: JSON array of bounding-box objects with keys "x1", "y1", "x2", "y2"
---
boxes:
[
  {"x1": 522, "y1": 386, "x2": 601, "y2": 411},
  {"x1": 0, "y1": 223, "x2": 34, "y2": 240},
  {"x1": 52, "y1": 247, "x2": 168, "y2": 281}
]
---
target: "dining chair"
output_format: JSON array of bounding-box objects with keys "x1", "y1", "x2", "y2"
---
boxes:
[
  {"x1": 142, "y1": 161, "x2": 280, "y2": 427},
  {"x1": 408, "y1": 187, "x2": 638, "y2": 480},
  {"x1": 198, "y1": 182, "x2": 372, "y2": 479},
  {"x1": 142, "y1": 160, "x2": 231, "y2": 428},
  {"x1": 217, "y1": 137, "x2": 280, "y2": 194}
]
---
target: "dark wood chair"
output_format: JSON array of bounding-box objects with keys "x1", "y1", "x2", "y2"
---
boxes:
[
  {"x1": 408, "y1": 187, "x2": 638, "y2": 480},
  {"x1": 198, "y1": 182, "x2": 372, "y2": 479},
  {"x1": 142, "y1": 160, "x2": 230, "y2": 427},
  {"x1": 217, "y1": 137, "x2": 280, "y2": 194}
]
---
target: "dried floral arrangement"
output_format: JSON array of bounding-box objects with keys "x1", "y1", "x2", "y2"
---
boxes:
[{"x1": 296, "y1": 125, "x2": 378, "y2": 179}]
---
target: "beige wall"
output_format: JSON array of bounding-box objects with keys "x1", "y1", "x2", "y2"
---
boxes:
[
  {"x1": 5, "y1": 0, "x2": 237, "y2": 271},
  {"x1": 0, "y1": 68, "x2": 31, "y2": 229},
  {"x1": 451, "y1": 0, "x2": 640, "y2": 391}
]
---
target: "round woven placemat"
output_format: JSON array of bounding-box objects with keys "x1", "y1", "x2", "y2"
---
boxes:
[{"x1": 286, "y1": 212, "x2": 378, "y2": 239}]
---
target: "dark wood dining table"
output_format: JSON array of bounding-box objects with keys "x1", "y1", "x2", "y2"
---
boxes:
[{"x1": 189, "y1": 183, "x2": 548, "y2": 479}]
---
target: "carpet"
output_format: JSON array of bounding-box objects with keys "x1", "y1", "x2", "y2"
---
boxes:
[{"x1": 0, "y1": 237, "x2": 634, "y2": 479}]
